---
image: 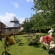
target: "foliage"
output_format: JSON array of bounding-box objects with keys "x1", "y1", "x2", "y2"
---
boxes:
[
  {"x1": 52, "y1": 33, "x2": 55, "y2": 37},
  {"x1": 22, "y1": 0, "x2": 55, "y2": 33},
  {"x1": 31, "y1": 0, "x2": 55, "y2": 32},
  {"x1": 22, "y1": 18, "x2": 34, "y2": 33}
]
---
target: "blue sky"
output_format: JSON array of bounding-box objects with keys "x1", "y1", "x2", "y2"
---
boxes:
[
  {"x1": 0, "y1": 0, "x2": 34, "y2": 18},
  {"x1": 0, "y1": 0, "x2": 35, "y2": 25}
]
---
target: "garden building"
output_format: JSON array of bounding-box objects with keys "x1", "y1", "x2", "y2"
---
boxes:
[
  {"x1": 0, "y1": 21, "x2": 6, "y2": 33},
  {"x1": 3, "y1": 17, "x2": 21, "y2": 34}
]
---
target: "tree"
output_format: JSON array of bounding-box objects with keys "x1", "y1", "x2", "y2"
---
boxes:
[
  {"x1": 22, "y1": 18, "x2": 33, "y2": 33},
  {"x1": 32, "y1": 0, "x2": 55, "y2": 32}
]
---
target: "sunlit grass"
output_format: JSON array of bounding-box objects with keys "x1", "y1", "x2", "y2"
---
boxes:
[{"x1": 0, "y1": 33, "x2": 50, "y2": 55}]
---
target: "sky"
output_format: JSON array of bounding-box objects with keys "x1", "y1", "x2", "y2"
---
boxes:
[{"x1": 0, "y1": 0, "x2": 35, "y2": 26}]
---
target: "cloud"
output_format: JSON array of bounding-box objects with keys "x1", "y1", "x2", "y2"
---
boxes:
[
  {"x1": 12, "y1": 2, "x2": 18, "y2": 8},
  {"x1": 0, "y1": 12, "x2": 25, "y2": 26},
  {"x1": 26, "y1": 0, "x2": 33, "y2": 2},
  {"x1": 18, "y1": 18, "x2": 25, "y2": 24}
]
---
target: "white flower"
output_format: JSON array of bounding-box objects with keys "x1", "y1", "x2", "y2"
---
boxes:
[
  {"x1": 43, "y1": 42, "x2": 48, "y2": 46},
  {"x1": 48, "y1": 28, "x2": 54, "y2": 36},
  {"x1": 50, "y1": 44, "x2": 55, "y2": 49},
  {"x1": 40, "y1": 37, "x2": 43, "y2": 43},
  {"x1": 48, "y1": 28, "x2": 54, "y2": 33},
  {"x1": 50, "y1": 41, "x2": 55, "y2": 49},
  {"x1": 50, "y1": 41, "x2": 54, "y2": 45}
]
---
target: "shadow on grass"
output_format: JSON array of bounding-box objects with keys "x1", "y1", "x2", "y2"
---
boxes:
[
  {"x1": 28, "y1": 42, "x2": 41, "y2": 48},
  {"x1": 41, "y1": 46, "x2": 55, "y2": 55},
  {"x1": 42, "y1": 46, "x2": 47, "y2": 50},
  {"x1": 40, "y1": 46, "x2": 47, "y2": 53},
  {"x1": 48, "y1": 50, "x2": 55, "y2": 55},
  {"x1": 2, "y1": 51, "x2": 11, "y2": 55},
  {"x1": 18, "y1": 43, "x2": 24, "y2": 46}
]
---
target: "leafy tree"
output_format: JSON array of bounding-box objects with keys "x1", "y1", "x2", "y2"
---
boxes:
[
  {"x1": 31, "y1": 0, "x2": 55, "y2": 32},
  {"x1": 22, "y1": 18, "x2": 33, "y2": 33}
]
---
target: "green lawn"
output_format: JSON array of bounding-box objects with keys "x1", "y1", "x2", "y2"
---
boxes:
[{"x1": 0, "y1": 33, "x2": 50, "y2": 55}]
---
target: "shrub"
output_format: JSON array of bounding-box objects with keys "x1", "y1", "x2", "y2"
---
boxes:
[
  {"x1": 52, "y1": 33, "x2": 55, "y2": 37},
  {"x1": 3, "y1": 37, "x2": 16, "y2": 47}
]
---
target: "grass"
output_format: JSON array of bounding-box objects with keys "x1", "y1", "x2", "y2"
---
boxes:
[{"x1": 0, "y1": 33, "x2": 51, "y2": 55}]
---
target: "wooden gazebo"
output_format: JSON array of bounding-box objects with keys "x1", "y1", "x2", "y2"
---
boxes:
[{"x1": 3, "y1": 17, "x2": 20, "y2": 34}]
